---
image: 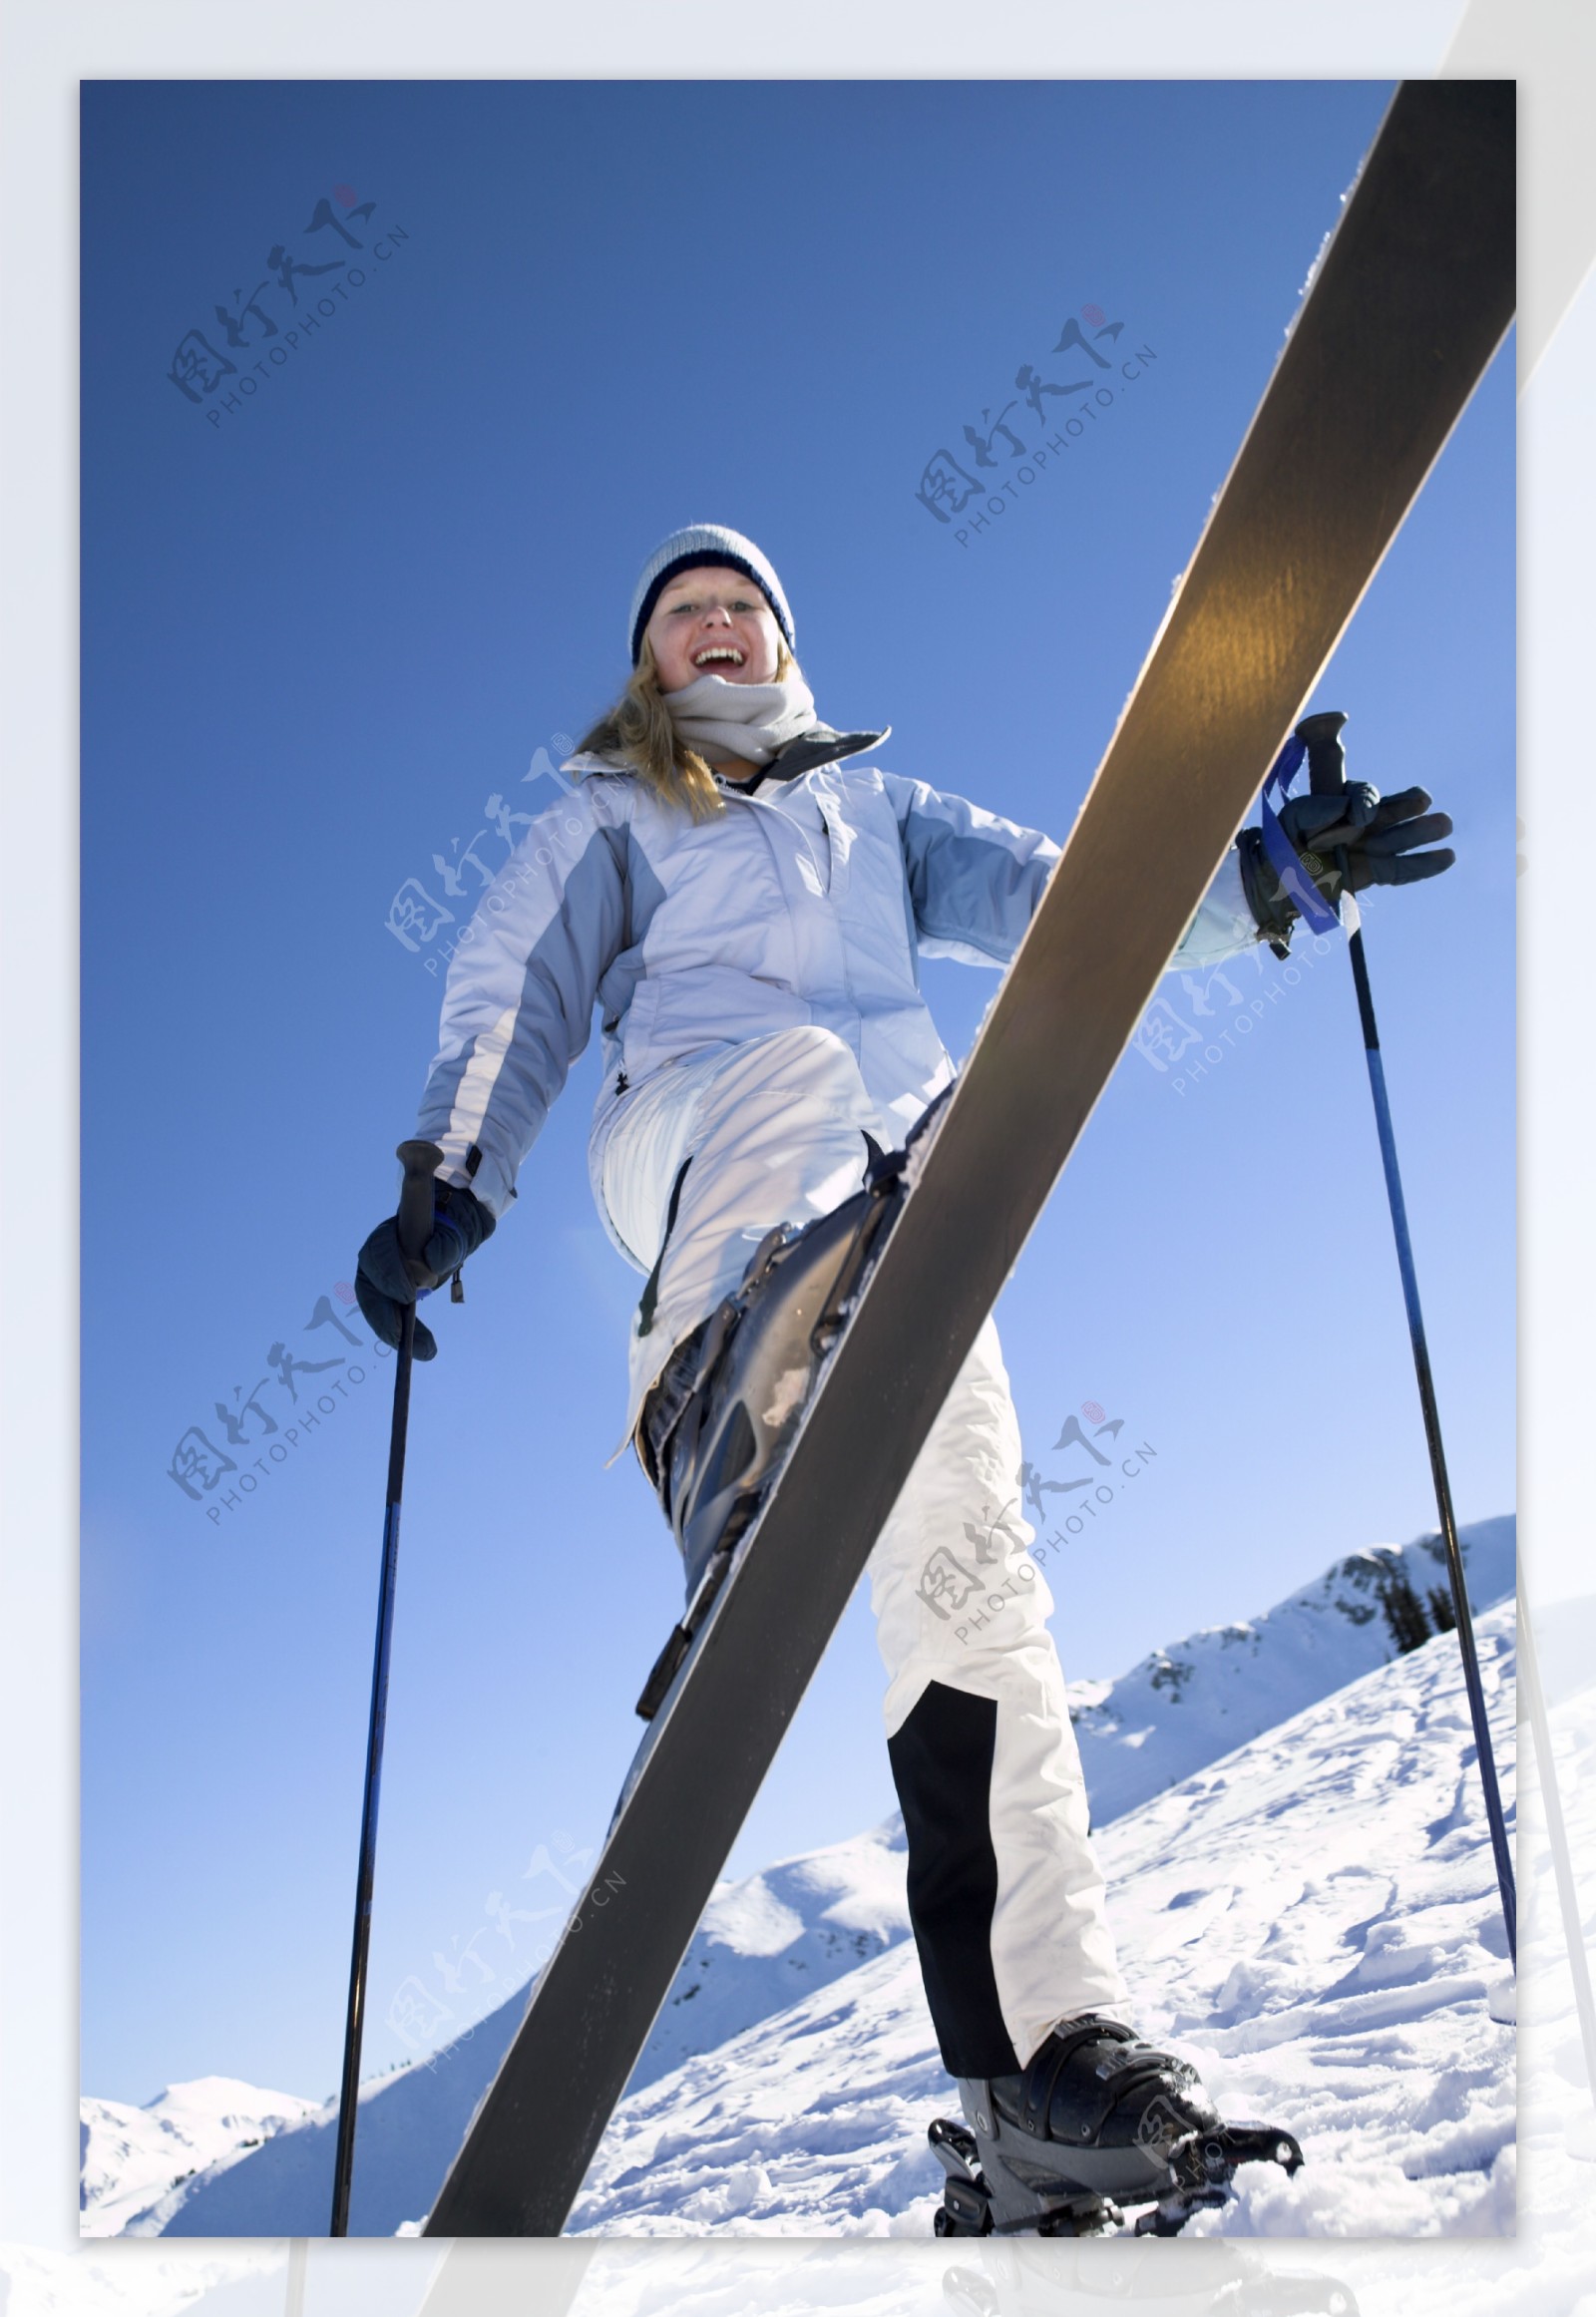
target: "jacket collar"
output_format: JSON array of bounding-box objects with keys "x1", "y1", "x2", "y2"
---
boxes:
[
  {"x1": 726, "y1": 722, "x2": 891, "y2": 789},
  {"x1": 564, "y1": 721, "x2": 889, "y2": 793}
]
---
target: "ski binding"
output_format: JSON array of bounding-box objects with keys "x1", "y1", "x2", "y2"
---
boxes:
[{"x1": 928, "y1": 2107, "x2": 1304, "y2": 2238}]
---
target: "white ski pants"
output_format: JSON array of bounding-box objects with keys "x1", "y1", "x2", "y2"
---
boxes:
[{"x1": 599, "y1": 1025, "x2": 1128, "y2": 2072}]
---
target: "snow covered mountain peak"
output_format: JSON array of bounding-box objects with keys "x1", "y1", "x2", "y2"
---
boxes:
[
  {"x1": 81, "y1": 2076, "x2": 321, "y2": 2238},
  {"x1": 650, "y1": 1817, "x2": 911, "y2": 2084}
]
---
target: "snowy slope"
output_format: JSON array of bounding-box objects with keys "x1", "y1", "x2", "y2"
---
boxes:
[
  {"x1": 79, "y1": 2077, "x2": 319, "y2": 2238},
  {"x1": 42, "y1": 1601, "x2": 1596, "y2": 2303},
  {"x1": 19, "y1": 1638, "x2": 1596, "y2": 2307},
  {"x1": 1068, "y1": 1515, "x2": 1514, "y2": 1827},
  {"x1": 546, "y1": 1645, "x2": 1593, "y2": 2312},
  {"x1": 566, "y1": 1599, "x2": 1517, "y2": 2236},
  {"x1": 94, "y1": 1517, "x2": 1515, "y2": 2239}
]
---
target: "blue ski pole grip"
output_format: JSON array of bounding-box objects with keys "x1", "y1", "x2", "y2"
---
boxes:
[
  {"x1": 1296, "y1": 708, "x2": 1349, "y2": 796},
  {"x1": 396, "y1": 1138, "x2": 445, "y2": 1273}
]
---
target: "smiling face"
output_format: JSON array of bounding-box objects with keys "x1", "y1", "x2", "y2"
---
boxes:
[{"x1": 644, "y1": 565, "x2": 782, "y2": 694}]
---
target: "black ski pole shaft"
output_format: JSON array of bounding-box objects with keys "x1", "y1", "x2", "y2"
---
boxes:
[
  {"x1": 330, "y1": 1138, "x2": 443, "y2": 2236},
  {"x1": 1297, "y1": 710, "x2": 1516, "y2": 1967}
]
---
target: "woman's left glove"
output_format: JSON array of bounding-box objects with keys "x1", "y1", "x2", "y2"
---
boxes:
[
  {"x1": 355, "y1": 1179, "x2": 496, "y2": 1359},
  {"x1": 1239, "y1": 784, "x2": 1455, "y2": 952}
]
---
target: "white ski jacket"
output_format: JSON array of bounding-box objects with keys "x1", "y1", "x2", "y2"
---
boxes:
[{"x1": 413, "y1": 731, "x2": 1260, "y2": 1260}]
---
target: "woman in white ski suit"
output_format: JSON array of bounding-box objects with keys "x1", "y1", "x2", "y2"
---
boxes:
[{"x1": 402, "y1": 525, "x2": 1267, "y2": 2086}]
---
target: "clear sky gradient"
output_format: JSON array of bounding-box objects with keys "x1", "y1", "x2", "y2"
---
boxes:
[{"x1": 81, "y1": 79, "x2": 1514, "y2": 2105}]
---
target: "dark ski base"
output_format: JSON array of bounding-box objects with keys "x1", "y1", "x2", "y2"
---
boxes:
[{"x1": 422, "y1": 81, "x2": 1512, "y2": 2239}]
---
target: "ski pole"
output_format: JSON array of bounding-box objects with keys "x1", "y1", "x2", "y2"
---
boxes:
[
  {"x1": 1293, "y1": 710, "x2": 1517, "y2": 1969},
  {"x1": 330, "y1": 1138, "x2": 443, "y2": 2236}
]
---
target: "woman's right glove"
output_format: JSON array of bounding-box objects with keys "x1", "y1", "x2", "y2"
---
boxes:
[{"x1": 355, "y1": 1178, "x2": 496, "y2": 1359}]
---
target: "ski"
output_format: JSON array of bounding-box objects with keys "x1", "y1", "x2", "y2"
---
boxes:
[{"x1": 423, "y1": 80, "x2": 1512, "y2": 2237}]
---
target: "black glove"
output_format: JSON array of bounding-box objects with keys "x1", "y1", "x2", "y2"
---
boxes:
[
  {"x1": 355, "y1": 1178, "x2": 496, "y2": 1359},
  {"x1": 1239, "y1": 783, "x2": 1455, "y2": 954}
]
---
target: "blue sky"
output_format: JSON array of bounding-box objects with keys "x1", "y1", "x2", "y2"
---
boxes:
[{"x1": 81, "y1": 78, "x2": 1514, "y2": 2107}]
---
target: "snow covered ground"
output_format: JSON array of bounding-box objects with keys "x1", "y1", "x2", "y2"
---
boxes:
[
  {"x1": 538, "y1": 1653, "x2": 1596, "y2": 2309},
  {"x1": 84, "y1": 1520, "x2": 1524, "y2": 2243},
  {"x1": 37, "y1": 1588, "x2": 1596, "y2": 2304},
  {"x1": 564, "y1": 1599, "x2": 1519, "y2": 2237}
]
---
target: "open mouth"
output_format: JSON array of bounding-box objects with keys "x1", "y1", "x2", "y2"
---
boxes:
[{"x1": 692, "y1": 646, "x2": 745, "y2": 670}]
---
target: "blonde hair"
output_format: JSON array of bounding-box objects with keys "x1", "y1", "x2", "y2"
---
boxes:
[{"x1": 576, "y1": 632, "x2": 802, "y2": 823}]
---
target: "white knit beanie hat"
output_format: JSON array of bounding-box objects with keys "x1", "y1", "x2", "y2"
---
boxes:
[{"x1": 627, "y1": 525, "x2": 796, "y2": 667}]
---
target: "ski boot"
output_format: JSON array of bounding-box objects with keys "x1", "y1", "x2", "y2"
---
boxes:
[
  {"x1": 930, "y1": 2015, "x2": 1303, "y2": 2237},
  {"x1": 631, "y1": 1129, "x2": 925, "y2": 1722}
]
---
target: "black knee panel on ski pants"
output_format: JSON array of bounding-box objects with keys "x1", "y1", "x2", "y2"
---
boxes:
[{"x1": 888, "y1": 1681, "x2": 1021, "y2": 2080}]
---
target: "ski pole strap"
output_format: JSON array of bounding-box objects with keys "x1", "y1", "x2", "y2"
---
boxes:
[{"x1": 1259, "y1": 735, "x2": 1344, "y2": 937}]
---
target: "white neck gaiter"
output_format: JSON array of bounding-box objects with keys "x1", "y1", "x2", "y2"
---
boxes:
[{"x1": 659, "y1": 671, "x2": 819, "y2": 768}]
